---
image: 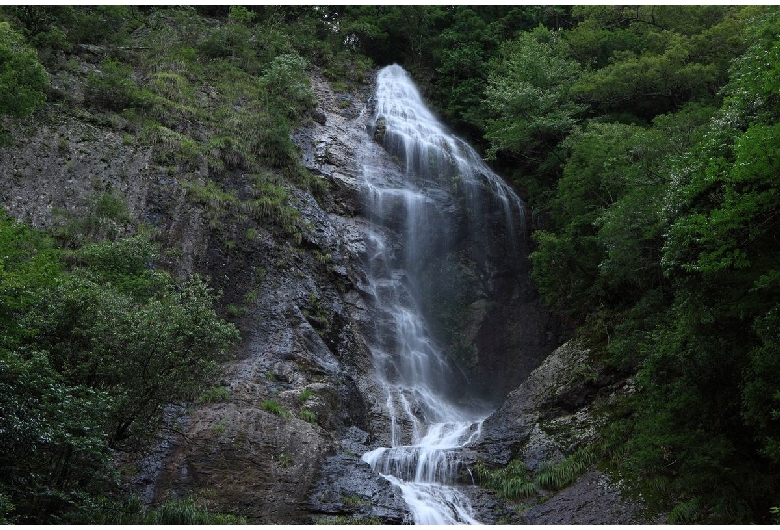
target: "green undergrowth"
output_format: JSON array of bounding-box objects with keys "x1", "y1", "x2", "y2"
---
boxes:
[
  {"x1": 314, "y1": 515, "x2": 383, "y2": 525},
  {"x1": 261, "y1": 399, "x2": 292, "y2": 419},
  {"x1": 42, "y1": 7, "x2": 330, "y2": 245},
  {"x1": 181, "y1": 173, "x2": 303, "y2": 242},
  {"x1": 89, "y1": 496, "x2": 247, "y2": 524},
  {"x1": 475, "y1": 446, "x2": 596, "y2": 501},
  {"x1": 298, "y1": 407, "x2": 317, "y2": 425}
]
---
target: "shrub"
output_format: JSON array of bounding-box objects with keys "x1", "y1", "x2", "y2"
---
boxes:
[
  {"x1": 298, "y1": 408, "x2": 317, "y2": 424},
  {"x1": 261, "y1": 400, "x2": 285, "y2": 416},
  {"x1": 198, "y1": 386, "x2": 230, "y2": 404},
  {"x1": 0, "y1": 22, "x2": 49, "y2": 119},
  {"x1": 85, "y1": 58, "x2": 151, "y2": 112}
]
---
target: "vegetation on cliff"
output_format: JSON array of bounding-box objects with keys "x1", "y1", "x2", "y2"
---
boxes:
[{"x1": 0, "y1": 4, "x2": 779, "y2": 524}]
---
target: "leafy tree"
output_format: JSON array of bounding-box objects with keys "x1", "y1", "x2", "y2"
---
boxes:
[
  {"x1": 566, "y1": 6, "x2": 755, "y2": 120},
  {"x1": 0, "y1": 213, "x2": 62, "y2": 335},
  {"x1": 0, "y1": 350, "x2": 114, "y2": 523},
  {"x1": 659, "y1": 8, "x2": 780, "y2": 486},
  {"x1": 0, "y1": 216, "x2": 111, "y2": 523},
  {"x1": 338, "y1": 6, "x2": 446, "y2": 68},
  {"x1": 0, "y1": 22, "x2": 48, "y2": 118},
  {"x1": 0, "y1": 6, "x2": 143, "y2": 64},
  {"x1": 593, "y1": 10, "x2": 780, "y2": 522},
  {"x1": 259, "y1": 53, "x2": 315, "y2": 120},
  {"x1": 0, "y1": 214, "x2": 239, "y2": 521},
  {"x1": 26, "y1": 237, "x2": 240, "y2": 447},
  {"x1": 528, "y1": 117, "x2": 684, "y2": 322},
  {"x1": 481, "y1": 26, "x2": 586, "y2": 200}
]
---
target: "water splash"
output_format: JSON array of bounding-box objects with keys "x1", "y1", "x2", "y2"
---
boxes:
[{"x1": 359, "y1": 64, "x2": 525, "y2": 524}]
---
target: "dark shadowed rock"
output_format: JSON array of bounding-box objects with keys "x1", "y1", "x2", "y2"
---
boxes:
[
  {"x1": 519, "y1": 471, "x2": 648, "y2": 524},
  {"x1": 473, "y1": 340, "x2": 653, "y2": 524},
  {"x1": 308, "y1": 427, "x2": 410, "y2": 523}
]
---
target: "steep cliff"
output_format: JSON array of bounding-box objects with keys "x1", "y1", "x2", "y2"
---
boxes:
[{"x1": 0, "y1": 44, "x2": 620, "y2": 522}]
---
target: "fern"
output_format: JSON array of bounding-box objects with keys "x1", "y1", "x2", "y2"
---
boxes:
[
  {"x1": 534, "y1": 447, "x2": 595, "y2": 491},
  {"x1": 474, "y1": 460, "x2": 537, "y2": 500},
  {"x1": 477, "y1": 446, "x2": 595, "y2": 502},
  {"x1": 668, "y1": 497, "x2": 703, "y2": 524}
]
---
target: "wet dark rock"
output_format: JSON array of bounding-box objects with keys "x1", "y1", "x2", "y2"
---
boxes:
[
  {"x1": 520, "y1": 471, "x2": 647, "y2": 524},
  {"x1": 467, "y1": 485, "x2": 521, "y2": 524},
  {"x1": 308, "y1": 427, "x2": 410, "y2": 524},
  {"x1": 312, "y1": 108, "x2": 327, "y2": 125}
]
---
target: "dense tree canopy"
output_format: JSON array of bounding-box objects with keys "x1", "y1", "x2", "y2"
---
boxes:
[{"x1": 0, "y1": 21, "x2": 48, "y2": 124}]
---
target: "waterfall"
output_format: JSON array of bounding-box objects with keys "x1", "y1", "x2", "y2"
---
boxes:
[{"x1": 359, "y1": 65, "x2": 525, "y2": 524}]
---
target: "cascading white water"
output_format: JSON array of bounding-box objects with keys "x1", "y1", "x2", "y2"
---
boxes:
[{"x1": 359, "y1": 65, "x2": 525, "y2": 524}]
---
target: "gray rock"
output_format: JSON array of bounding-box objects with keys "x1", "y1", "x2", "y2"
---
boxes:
[
  {"x1": 308, "y1": 428, "x2": 410, "y2": 524},
  {"x1": 473, "y1": 340, "x2": 652, "y2": 524}
]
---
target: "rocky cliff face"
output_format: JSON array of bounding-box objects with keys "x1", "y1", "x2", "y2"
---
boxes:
[
  {"x1": 1, "y1": 58, "x2": 640, "y2": 523},
  {"x1": 472, "y1": 340, "x2": 652, "y2": 524}
]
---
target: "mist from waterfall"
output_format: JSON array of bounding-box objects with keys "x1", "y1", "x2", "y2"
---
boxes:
[{"x1": 358, "y1": 64, "x2": 525, "y2": 524}]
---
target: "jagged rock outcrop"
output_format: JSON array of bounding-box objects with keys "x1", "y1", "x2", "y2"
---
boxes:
[
  {"x1": 473, "y1": 340, "x2": 649, "y2": 524},
  {"x1": 0, "y1": 63, "x2": 407, "y2": 522}
]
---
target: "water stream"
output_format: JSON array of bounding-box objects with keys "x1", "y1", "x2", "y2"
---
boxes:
[{"x1": 358, "y1": 65, "x2": 525, "y2": 524}]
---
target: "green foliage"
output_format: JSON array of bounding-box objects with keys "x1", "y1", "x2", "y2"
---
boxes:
[
  {"x1": 475, "y1": 447, "x2": 595, "y2": 502},
  {"x1": 0, "y1": 214, "x2": 62, "y2": 333},
  {"x1": 228, "y1": 6, "x2": 255, "y2": 26},
  {"x1": 1, "y1": 6, "x2": 142, "y2": 51},
  {"x1": 88, "y1": 496, "x2": 247, "y2": 524},
  {"x1": 535, "y1": 447, "x2": 595, "y2": 490},
  {"x1": 323, "y1": 50, "x2": 373, "y2": 88},
  {"x1": 259, "y1": 53, "x2": 315, "y2": 119},
  {"x1": 338, "y1": 6, "x2": 446, "y2": 68},
  {"x1": 85, "y1": 58, "x2": 153, "y2": 112},
  {"x1": 52, "y1": 191, "x2": 132, "y2": 247},
  {"x1": 198, "y1": 385, "x2": 230, "y2": 404},
  {"x1": 530, "y1": 118, "x2": 680, "y2": 322},
  {"x1": 314, "y1": 514, "x2": 384, "y2": 525},
  {"x1": 298, "y1": 407, "x2": 317, "y2": 425},
  {"x1": 566, "y1": 6, "x2": 752, "y2": 119},
  {"x1": 183, "y1": 174, "x2": 301, "y2": 241},
  {"x1": 0, "y1": 213, "x2": 239, "y2": 522},
  {"x1": 531, "y1": 9, "x2": 780, "y2": 523},
  {"x1": 144, "y1": 497, "x2": 246, "y2": 524},
  {"x1": 483, "y1": 26, "x2": 586, "y2": 163},
  {"x1": 474, "y1": 459, "x2": 536, "y2": 500},
  {"x1": 197, "y1": 17, "x2": 255, "y2": 69},
  {"x1": 261, "y1": 400, "x2": 285, "y2": 417},
  {"x1": 0, "y1": 349, "x2": 115, "y2": 523},
  {"x1": 28, "y1": 264, "x2": 239, "y2": 446},
  {"x1": 0, "y1": 22, "x2": 48, "y2": 120}
]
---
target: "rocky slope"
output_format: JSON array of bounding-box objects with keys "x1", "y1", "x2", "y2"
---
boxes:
[{"x1": 473, "y1": 340, "x2": 651, "y2": 524}]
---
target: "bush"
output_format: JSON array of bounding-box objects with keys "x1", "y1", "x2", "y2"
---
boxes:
[
  {"x1": 0, "y1": 22, "x2": 49, "y2": 118},
  {"x1": 84, "y1": 58, "x2": 151, "y2": 112}
]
